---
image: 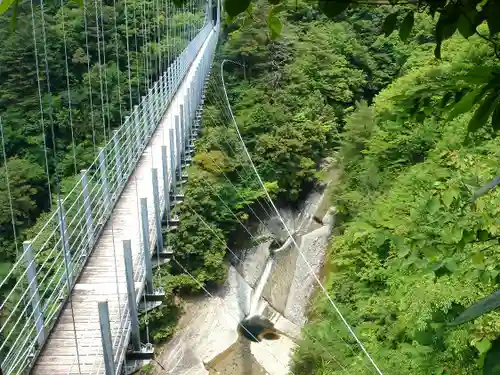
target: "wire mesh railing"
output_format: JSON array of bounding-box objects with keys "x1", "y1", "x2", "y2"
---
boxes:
[
  {"x1": 66, "y1": 20, "x2": 219, "y2": 375},
  {"x1": 0, "y1": 17, "x2": 216, "y2": 375}
]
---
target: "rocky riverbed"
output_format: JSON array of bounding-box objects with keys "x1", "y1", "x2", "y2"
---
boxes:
[{"x1": 154, "y1": 168, "x2": 337, "y2": 375}]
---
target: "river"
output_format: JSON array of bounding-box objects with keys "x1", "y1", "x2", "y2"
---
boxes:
[{"x1": 153, "y1": 166, "x2": 337, "y2": 375}]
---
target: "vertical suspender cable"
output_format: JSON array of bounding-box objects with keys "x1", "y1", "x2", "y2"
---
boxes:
[
  {"x1": 99, "y1": 0, "x2": 112, "y2": 140},
  {"x1": 0, "y1": 119, "x2": 19, "y2": 257},
  {"x1": 94, "y1": 0, "x2": 108, "y2": 143},
  {"x1": 142, "y1": 0, "x2": 149, "y2": 91},
  {"x1": 83, "y1": 0, "x2": 97, "y2": 155},
  {"x1": 133, "y1": 0, "x2": 141, "y2": 99},
  {"x1": 38, "y1": 0, "x2": 83, "y2": 371},
  {"x1": 112, "y1": 0, "x2": 123, "y2": 121},
  {"x1": 124, "y1": 0, "x2": 133, "y2": 111},
  {"x1": 60, "y1": 0, "x2": 78, "y2": 176},
  {"x1": 29, "y1": 0, "x2": 52, "y2": 209}
]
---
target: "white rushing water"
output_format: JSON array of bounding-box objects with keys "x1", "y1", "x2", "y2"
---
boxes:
[{"x1": 155, "y1": 176, "x2": 336, "y2": 375}]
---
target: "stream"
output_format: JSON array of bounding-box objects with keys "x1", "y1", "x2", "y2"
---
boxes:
[{"x1": 154, "y1": 167, "x2": 337, "y2": 375}]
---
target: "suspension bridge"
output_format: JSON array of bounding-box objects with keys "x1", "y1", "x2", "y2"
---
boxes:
[
  {"x1": 0, "y1": 1, "x2": 221, "y2": 374},
  {"x1": 0, "y1": 0, "x2": 395, "y2": 372}
]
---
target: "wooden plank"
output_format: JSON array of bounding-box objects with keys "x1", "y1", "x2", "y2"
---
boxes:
[
  {"x1": 33, "y1": 361, "x2": 104, "y2": 375},
  {"x1": 46, "y1": 329, "x2": 103, "y2": 342},
  {"x1": 36, "y1": 354, "x2": 102, "y2": 366},
  {"x1": 32, "y1": 28, "x2": 214, "y2": 375}
]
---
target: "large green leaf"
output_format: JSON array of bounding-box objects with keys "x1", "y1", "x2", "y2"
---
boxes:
[
  {"x1": 472, "y1": 252, "x2": 485, "y2": 265},
  {"x1": 9, "y1": 0, "x2": 19, "y2": 31},
  {"x1": 383, "y1": 12, "x2": 399, "y2": 37},
  {"x1": 319, "y1": 0, "x2": 350, "y2": 18},
  {"x1": 475, "y1": 338, "x2": 492, "y2": 355},
  {"x1": 448, "y1": 289, "x2": 500, "y2": 326},
  {"x1": 269, "y1": 3, "x2": 285, "y2": 16},
  {"x1": 399, "y1": 11, "x2": 414, "y2": 42},
  {"x1": 442, "y1": 189, "x2": 456, "y2": 207},
  {"x1": 224, "y1": 0, "x2": 252, "y2": 18},
  {"x1": 484, "y1": 338, "x2": 500, "y2": 375},
  {"x1": 268, "y1": 14, "x2": 282, "y2": 40},
  {"x1": 434, "y1": 5, "x2": 460, "y2": 58},
  {"x1": 447, "y1": 85, "x2": 486, "y2": 121},
  {"x1": 491, "y1": 102, "x2": 500, "y2": 131},
  {"x1": 457, "y1": 13, "x2": 477, "y2": 39},
  {"x1": 427, "y1": 197, "x2": 441, "y2": 214},
  {"x1": 468, "y1": 92, "x2": 500, "y2": 133},
  {"x1": 485, "y1": 1, "x2": 500, "y2": 36},
  {"x1": 0, "y1": 0, "x2": 16, "y2": 15}
]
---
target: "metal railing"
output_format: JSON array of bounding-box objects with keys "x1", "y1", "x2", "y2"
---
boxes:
[{"x1": 0, "y1": 18, "x2": 218, "y2": 375}]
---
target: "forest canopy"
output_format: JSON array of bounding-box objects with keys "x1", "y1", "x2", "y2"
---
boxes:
[
  {"x1": 1, "y1": 0, "x2": 500, "y2": 374},
  {"x1": 221, "y1": 0, "x2": 500, "y2": 137}
]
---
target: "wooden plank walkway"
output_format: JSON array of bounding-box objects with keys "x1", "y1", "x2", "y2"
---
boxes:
[{"x1": 31, "y1": 27, "x2": 216, "y2": 375}]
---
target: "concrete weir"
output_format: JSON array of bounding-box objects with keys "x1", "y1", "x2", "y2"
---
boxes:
[{"x1": 155, "y1": 178, "x2": 336, "y2": 375}]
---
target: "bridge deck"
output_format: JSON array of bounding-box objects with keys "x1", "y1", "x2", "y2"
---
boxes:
[{"x1": 31, "y1": 27, "x2": 215, "y2": 375}]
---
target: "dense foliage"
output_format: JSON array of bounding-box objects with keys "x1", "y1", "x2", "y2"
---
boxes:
[
  {"x1": 220, "y1": 0, "x2": 500, "y2": 138},
  {"x1": 143, "y1": 0, "x2": 434, "y2": 345},
  {"x1": 2, "y1": 0, "x2": 500, "y2": 373},
  {"x1": 0, "y1": 0, "x2": 201, "y2": 267},
  {"x1": 0, "y1": 0, "x2": 202, "y2": 359},
  {"x1": 292, "y1": 22, "x2": 500, "y2": 375}
]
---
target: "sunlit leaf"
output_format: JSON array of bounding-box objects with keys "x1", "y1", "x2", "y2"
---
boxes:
[
  {"x1": 0, "y1": 0, "x2": 16, "y2": 15},
  {"x1": 269, "y1": 3, "x2": 285, "y2": 16},
  {"x1": 472, "y1": 252, "x2": 484, "y2": 265},
  {"x1": 475, "y1": 338, "x2": 492, "y2": 354},
  {"x1": 427, "y1": 197, "x2": 441, "y2": 214},
  {"x1": 442, "y1": 189, "x2": 456, "y2": 207},
  {"x1": 443, "y1": 226, "x2": 463, "y2": 244},
  {"x1": 374, "y1": 232, "x2": 387, "y2": 247},
  {"x1": 268, "y1": 14, "x2": 282, "y2": 40},
  {"x1": 445, "y1": 259, "x2": 457, "y2": 272}
]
